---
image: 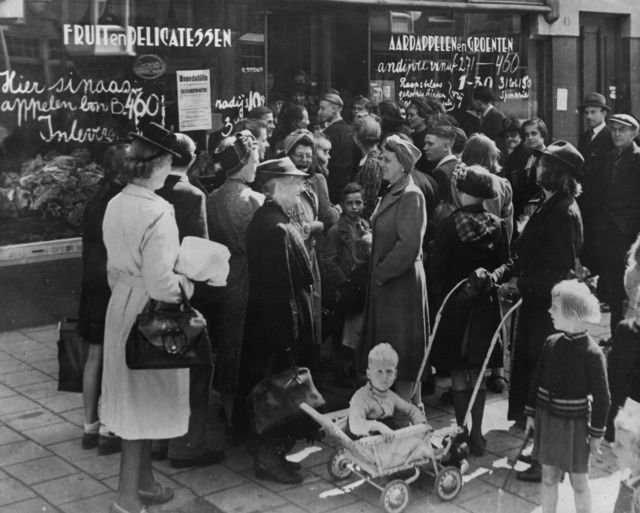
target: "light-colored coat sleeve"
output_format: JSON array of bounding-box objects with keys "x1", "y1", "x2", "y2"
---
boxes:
[{"x1": 141, "y1": 209, "x2": 193, "y2": 302}]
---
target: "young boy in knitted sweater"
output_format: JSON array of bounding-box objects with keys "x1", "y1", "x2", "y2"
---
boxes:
[{"x1": 349, "y1": 343, "x2": 427, "y2": 441}]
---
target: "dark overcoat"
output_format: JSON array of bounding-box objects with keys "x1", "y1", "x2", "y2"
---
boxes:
[
  {"x1": 77, "y1": 180, "x2": 124, "y2": 341},
  {"x1": 360, "y1": 175, "x2": 429, "y2": 381},
  {"x1": 429, "y1": 205, "x2": 510, "y2": 370},
  {"x1": 155, "y1": 172, "x2": 208, "y2": 240},
  {"x1": 243, "y1": 200, "x2": 316, "y2": 386}
]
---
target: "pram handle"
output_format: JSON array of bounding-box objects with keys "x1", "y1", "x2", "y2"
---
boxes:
[
  {"x1": 464, "y1": 297, "x2": 523, "y2": 428},
  {"x1": 410, "y1": 279, "x2": 467, "y2": 402}
]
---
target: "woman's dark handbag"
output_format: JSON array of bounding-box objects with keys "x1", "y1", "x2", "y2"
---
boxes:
[
  {"x1": 248, "y1": 353, "x2": 325, "y2": 434},
  {"x1": 125, "y1": 283, "x2": 212, "y2": 369},
  {"x1": 57, "y1": 318, "x2": 88, "y2": 392}
]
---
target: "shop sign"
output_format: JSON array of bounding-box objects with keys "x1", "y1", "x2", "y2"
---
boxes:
[
  {"x1": 0, "y1": 70, "x2": 165, "y2": 143},
  {"x1": 133, "y1": 54, "x2": 167, "y2": 80},
  {"x1": 373, "y1": 34, "x2": 531, "y2": 111},
  {"x1": 176, "y1": 69, "x2": 212, "y2": 131}
]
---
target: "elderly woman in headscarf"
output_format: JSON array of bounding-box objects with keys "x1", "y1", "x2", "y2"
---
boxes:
[
  {"x1": 360, "y1": 134, "x2": 429, "y2": 407},
  {"x1": 285, "y1": 129, "x2": 339, "y2": 344},
  {"x1": 207, "y1": 131, "x2": 264, "y2": 443}
]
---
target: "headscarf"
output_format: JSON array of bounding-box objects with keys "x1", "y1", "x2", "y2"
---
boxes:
[
  {"x1": 214, "y1": 130, "x2": 256, "y2": 176},
  {"x1": 382, "y1": 134, "x2": 421, "y2": 173},
  {"x1": 284, "y1": 129, "x2": 315, "y2": 156}
]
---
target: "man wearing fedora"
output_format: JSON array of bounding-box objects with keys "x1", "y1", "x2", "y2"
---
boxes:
[
  {"x1": 318, "y1": 91, "x2": 355, "y2": 203},
  {"x1": 577, "y1": 92, "x2": 614, "y2": 290},
  {"x1": 601, "y1": 113, "x2": 640, "y2": 334}
]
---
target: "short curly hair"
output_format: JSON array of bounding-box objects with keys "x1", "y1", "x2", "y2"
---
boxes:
[{"x1": 368, "y1": 343, "x2": 398, "y2": 368}]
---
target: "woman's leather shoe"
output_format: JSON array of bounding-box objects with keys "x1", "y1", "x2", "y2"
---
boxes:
[
  {"x1": 516, "y1": 462, "x2": 542, "y2": 482},
  {"x1": 469, "y1": 435, "x2": 486, "y2": 457},
  {"x1": 279, "y1": 455, "x2": 302, "y2": 472},
  {"x1": 255, "y1": 463, "x2": 303, "y2": 484},
  {"x1": 138, "y1": 484, "x2": 174, "y2": 505}
]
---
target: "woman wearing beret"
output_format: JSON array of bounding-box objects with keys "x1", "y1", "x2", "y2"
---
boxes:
[
  {"x1": 493, "y1": 140, "x2": 585, "y2": 482},
  {"x1": 430, "y1": 164, "x2": 510, "y2": 456},
  {"x1": 207, "y1": 131, "x2": 264, "y2": 443},
  {"x1": 360, "y1": 134, "x2": 429, "y2": 407},
  {"x1": 243, "y1": 157, "x2": 318, "y2": 485}
]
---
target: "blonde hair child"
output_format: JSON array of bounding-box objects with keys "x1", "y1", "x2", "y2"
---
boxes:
[
  {"x1": 525, "y1": 280, "x2": 610, "y2": 513},
  {"x1": 349, "y1": 343, "x2": 426, "y2": 442}
]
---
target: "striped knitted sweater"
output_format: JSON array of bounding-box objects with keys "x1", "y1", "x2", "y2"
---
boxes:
[{"x1": 525, "y1": 332, "x2": 611, "y2": 438}]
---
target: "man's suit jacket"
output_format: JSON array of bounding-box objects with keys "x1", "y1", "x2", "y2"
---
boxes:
[
  {"x1": 577, "y1": 126, "x2": 614, "y2": 218},
  {"x1": 156, "y1": 173, "x2": 209, "y2": 240},
  {"x1": 479, "y1": 107, "x2": 506, "y2": 142}
]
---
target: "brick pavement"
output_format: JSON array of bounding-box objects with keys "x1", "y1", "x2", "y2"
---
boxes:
[{"x1": 0, "y1": 317, "x2": 624, "y2": 513}]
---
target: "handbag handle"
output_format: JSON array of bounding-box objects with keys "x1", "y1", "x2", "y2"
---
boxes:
[
  {"x1": 178, "y1": 282, "x2": 191, "y2": 311},
  {"x1": 141, "y1": 280, "x2": 191, "y2": 314}
]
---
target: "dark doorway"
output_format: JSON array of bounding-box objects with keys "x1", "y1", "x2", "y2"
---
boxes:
[
  {"x1": 266, "y1": 5, "x2": 369, "y2": 101},
  {"x1": 579, "y1": 13, "x2": 629, "y2": 131}
]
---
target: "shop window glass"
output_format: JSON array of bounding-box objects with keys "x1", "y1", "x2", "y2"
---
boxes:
[
  {"x1": 0, "y1": 0, "x2": 264, "y2": 246},
  {"x1": 370, "y1": 10, "x2": 536, "y2": 122}
]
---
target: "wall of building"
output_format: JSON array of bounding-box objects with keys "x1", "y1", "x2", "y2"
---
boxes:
[{"x1": 531, "y1": 0, "x2": 640, "y2": 144}]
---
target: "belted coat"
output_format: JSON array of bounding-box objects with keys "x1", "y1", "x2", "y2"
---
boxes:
[{"x1": 360, "y1": 174, "x2": 429, "y2": 381}]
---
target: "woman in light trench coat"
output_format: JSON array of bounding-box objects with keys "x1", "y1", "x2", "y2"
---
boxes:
[{"x1": 360, "y1": 134, "x2": 429, "y2": 408}]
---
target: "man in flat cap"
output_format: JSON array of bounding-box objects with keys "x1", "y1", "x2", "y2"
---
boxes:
[
  {"x1": 577, "y1": 93, "x2": 614, "y2": 289},
  {"x1": 318, "y1": 91, "x2": 355, "y2": 203},
  {"x1": 601, "y1": 113, "x2": 640, "y2": 334}
]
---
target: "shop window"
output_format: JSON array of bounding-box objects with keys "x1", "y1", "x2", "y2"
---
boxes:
[
  {"x1": 0, "y1": 0, "x2": 265, "y2": 245},
  {"x1": 369, "y1": 9, "x2": 536, "y2": 123},
  {"x1": 5, "y1": 34, "x2": 40, "y2": 59}
]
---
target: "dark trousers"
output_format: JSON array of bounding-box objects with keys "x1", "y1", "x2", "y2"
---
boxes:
[
  {"x1": 508, "y1": 296, "x2": 554, "y2": 421},
  {"x1": 600, "y1": 225, "x2": 636, "y2": 332},
  {"x1": 167, "y1": 364, "x2": 212, "y2": 459},
  {"x1": 581, "y1": 212, "x2": 604, "y2": 279}
]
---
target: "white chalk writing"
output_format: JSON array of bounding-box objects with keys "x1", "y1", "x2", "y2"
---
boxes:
[{"x1": 0, "y1": 72, "x2": 164, "y2": 143}]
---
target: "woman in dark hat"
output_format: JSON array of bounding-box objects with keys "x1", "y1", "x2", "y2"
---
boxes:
[
  {"x1": 501, "y1": 113, "x2": 523, "y2": 158},
  {"x1": 360, "y1": 134, "x2": 429, "y2": 408},
  {"x1": 272, "y1": 104, "x2": 311, "y2": 155},
  {"x1": 207, "y1": 131, "x2": 264, "y2": 444},
  {"x1": 378, "y1": 99, "x2": 412, "y2": 140},
  {"x1": 243, "y1": 157, "x2": 318, "y2": 485},
  {"x1": 101, "y1": 122, "x2": 192, "y2": 513},
  {"x1": 492, "y1": 140, "x2": 585, "y2": 482},
  {"x1": 430, "y1": 164, "x2": 510, "y2": 456}
]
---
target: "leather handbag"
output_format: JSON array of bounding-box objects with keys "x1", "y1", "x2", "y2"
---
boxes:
[
  {"x1": 248, "y1": 351, "x2": 325, "y2": 434},
  {"x1": 125, "y1": 283, "x2": 212, "y2": 369}
]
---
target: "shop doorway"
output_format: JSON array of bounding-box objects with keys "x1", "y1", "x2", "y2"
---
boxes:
[
  {"x1": 579, "y1": 13, "x2": 629, "y2": 128},
  {"x1": 266, "y1": 6, "x2": 368, "y2": 109}
]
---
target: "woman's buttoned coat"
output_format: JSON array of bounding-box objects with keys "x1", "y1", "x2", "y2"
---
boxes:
[{"x1": 360, "y1": 174, "x2": 429, "y2": 381}]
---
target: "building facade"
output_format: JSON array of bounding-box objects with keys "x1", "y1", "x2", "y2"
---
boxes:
[{"x1": 0, "y1": 0, "x2": 639, "y2": 251}]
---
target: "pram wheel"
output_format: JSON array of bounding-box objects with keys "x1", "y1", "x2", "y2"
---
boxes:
[
  {"x1": 380, "y1": 479, "x2": 411, "y2": 513},
  {"x1": 434, "y1": 465, "x2": 463, "y2": 501},
  {"x1": 327, "y1": 450, "x2": 351, "y2": 480}
]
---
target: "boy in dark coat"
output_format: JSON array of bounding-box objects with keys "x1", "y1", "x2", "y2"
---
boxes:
[{"x1": 323, "y1": 183, "x2": 371, "y2": 384}]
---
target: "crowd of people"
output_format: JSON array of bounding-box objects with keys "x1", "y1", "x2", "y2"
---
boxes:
[{"x1": 76, "y1": 86, "x2": 640, "y2": 513}]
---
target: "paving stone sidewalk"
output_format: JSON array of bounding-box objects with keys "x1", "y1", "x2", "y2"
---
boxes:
[{"x1": 0, "y1": 318, "x2": 624, "y2": 513}]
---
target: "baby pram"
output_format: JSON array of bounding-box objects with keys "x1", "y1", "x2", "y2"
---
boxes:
[{"x1": 300, "y1": 278, "x2": 522, "y2": 513}]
